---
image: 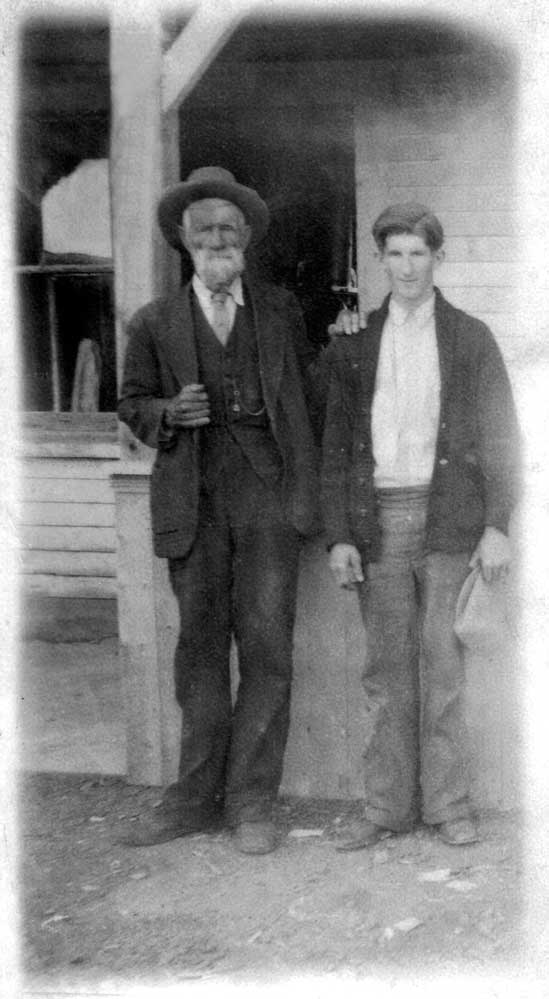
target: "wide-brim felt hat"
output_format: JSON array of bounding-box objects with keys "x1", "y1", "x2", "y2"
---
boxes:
[{"x1": 158, "y1": 166, "x2": 270, "y2": 249}]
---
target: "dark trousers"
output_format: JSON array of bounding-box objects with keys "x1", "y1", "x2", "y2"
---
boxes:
[
  {"x1": 357, "y1": 487, "x2": 473, "y2": 830},
  {"x1": 163, "y1": 443, "x2": 301, "y2": 826}
]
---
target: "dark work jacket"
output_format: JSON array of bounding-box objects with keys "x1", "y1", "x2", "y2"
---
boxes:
[
  {"x1": 321, "y1": 289, "x2": 521, "y2": 561},
  {"x1": 118, "y1": 275, "x2": 320, "y2": 558}
]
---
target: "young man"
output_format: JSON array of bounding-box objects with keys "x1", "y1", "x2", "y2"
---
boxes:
[
  {"x1": 118, "y1": 167, "x2": 319, "y2": 855},
  {"x1": 321, "y1": 203, "x2": 520, "y2": 849}
]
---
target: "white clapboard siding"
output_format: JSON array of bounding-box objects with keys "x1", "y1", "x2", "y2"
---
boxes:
[
  {"x1": 19, "y1": 525, "x2": 117, "y2": 552},
  {"x1": 19, "y1": 502, "x2": 115, "y2": 528},
  {"x1": 18, "y1": 436, "x2": 120, "y2": 598},
  {"x1": 379, "y1": 159, "x2": 511, "y2": 188},
  {"x1": 21, "y1": 477, "x2": 114, "y2": 505},
  {"x1": 20, "y1": 550, "x2": 117, "y2": 577},
  {"x1": 438, "y1": 262, "x2": 519, "y2": 287},
  {"x1": 23, "y1": 574, "x2": 118, "y2": 599},
  {"x1": 20, "y1": 458, "x2": 118, "y2": 480},
  {"x1": 387, "y1": 186, "x2": 515, "y2": 212},
  {"x1": 442, "y1": 237, "x2": 518, "y2": 262},
  {"x1": 440, "y1": 286, "x2": 516, "y2": 315},
  {"x1": 441, "y1": 212, "x2": 521, "y2": 237},
  {"x1": 21, "y1": 439, "x2": 120, "y2": 459},
  {"x1": 381, "y1": 133, "x2": 459, "y2": 162}
]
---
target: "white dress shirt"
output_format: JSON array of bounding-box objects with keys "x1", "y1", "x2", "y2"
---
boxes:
[
  {"x1": 371, "y1": 294, "x2": 440, "y2": 488},
  {"x1": 192, "y1": 273, "x2": 244, "y2": 334}
]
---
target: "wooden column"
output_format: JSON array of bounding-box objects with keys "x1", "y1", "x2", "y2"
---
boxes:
[
  {"x1": 110, "y1": 14, "x2": 181, "y2": 783},
  {"x1": 110, "y1": 14, "x2": 179, "y2": 447},
  {"x1": 110, "y1": 472, "x2": 180, "y2": 784}
]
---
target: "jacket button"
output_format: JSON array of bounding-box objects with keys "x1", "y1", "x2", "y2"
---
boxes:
[
  {"x1": 439, "y1": 458, "x2": 448, "y2": 466},
  {"x1": 358, "y1": 476, "x2": 366, "y2": 485},
  {"x1": 358, "y1": 443, "x2": 366, "y2": 451},
  {"x1": 441, "y1": 422, "x2": 447, "y2": 429}
]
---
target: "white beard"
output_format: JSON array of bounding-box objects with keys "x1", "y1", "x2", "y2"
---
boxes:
[{"x1": 191, "y1": 247, "x2": 246, "y2": 291}]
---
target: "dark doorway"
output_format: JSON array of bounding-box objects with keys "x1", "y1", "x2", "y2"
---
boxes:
[{"x1": 178, "y1": 104, "x2": 355, "y2": 348}]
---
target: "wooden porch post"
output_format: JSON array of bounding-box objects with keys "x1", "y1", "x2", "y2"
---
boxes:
[{"x1": 110, "y1": 14, "x2": 181, "y2": 784}]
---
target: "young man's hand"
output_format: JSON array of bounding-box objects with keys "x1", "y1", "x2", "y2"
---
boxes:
[
  {"x1": 164, "y1": 384, "x2": 210, "y2": 429},
  {"x1": 329, "y1": 543, "x2": 365, "y2": 589},
  {"x1": 469, "y1": 526, "x2": 512, "y2": 583}
]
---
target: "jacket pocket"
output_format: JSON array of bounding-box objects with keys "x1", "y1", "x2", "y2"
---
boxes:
[{"x1": 150, "y1": 437, "x2": 198, "y2": 533}]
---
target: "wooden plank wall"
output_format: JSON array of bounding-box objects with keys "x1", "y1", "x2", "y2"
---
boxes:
[{"x1": 18, "y1": 447, "x2": 119, "y2": 598}]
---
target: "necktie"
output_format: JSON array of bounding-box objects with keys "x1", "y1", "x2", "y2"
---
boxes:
[{"x1": 210, "y1": 290, "x2": 232, "y2": 345}]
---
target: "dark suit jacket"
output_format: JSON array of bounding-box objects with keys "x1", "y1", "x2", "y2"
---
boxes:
[
  {"x1": 118, "y1": 275, "x2": 320, "y2": 558},
  {"x1": 321, "y1": 288, "x2": 521, "y2": 561}
]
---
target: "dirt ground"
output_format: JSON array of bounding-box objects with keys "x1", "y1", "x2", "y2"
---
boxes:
[{"x1": 19, "y1": 771, "x2": 535, "y2": 995}]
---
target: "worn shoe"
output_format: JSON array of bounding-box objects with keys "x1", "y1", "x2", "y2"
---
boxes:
[
  {"x1": 335, "y1": 818, "x2": 388, "y2": 852},
  {"x1": 437, "y1": 817, "x2": 479, "y2": 846},
  {"x1": 116, "y1": 807, "x2": 223, "y2": 847},
  {"x1": 232, "y1": 820, "x2": 278, "y2": 855}
]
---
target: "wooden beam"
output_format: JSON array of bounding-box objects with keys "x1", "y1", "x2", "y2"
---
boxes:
[{"x1": 161, "y1": 0, "x2": 248, "y2": 113}]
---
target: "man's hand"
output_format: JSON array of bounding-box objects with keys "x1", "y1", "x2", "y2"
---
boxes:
[
  {"x1": 469, "y1": 526, "x2": 512, "y2": 583},
  {"x1": 164, "y1": 384, "x2": 210, "y2": 430},
  {"x1": 329, "y1": 543, "x2": 365, "y2": 589}
]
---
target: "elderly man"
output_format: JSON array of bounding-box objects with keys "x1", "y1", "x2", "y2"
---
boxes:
[
  {"x1": 118, "y1": 167, "x2": 319, "y2": 854},
  {"x1": 322, "y1": 203, "x2": 520, "y2": 849}
]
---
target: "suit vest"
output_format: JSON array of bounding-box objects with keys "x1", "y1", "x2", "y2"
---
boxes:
[{"x1": 192, "y1": 291, "x2": 283, "y2": 491}]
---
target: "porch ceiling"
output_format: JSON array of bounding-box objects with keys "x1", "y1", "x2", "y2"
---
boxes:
[
  {"x1": 165, "y1": 12, "x2": 501, "y2": 63},
  {"x1": 17, "y1": 12, "x2": 506, "y2": 203}
]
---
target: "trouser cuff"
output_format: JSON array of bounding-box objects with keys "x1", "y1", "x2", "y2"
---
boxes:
[
  {"x1": 423, "y1": 802, "x2": 474, "y2": 826},
  {"x1": 363, "y1": 805, "x2": 419, "y2": 833},
  {"x1": 161, "y1": 784, "x2": 223, "y2": 819},
  {"x1": 225, "y1": 800, "x2": 273, "y2": 828}
]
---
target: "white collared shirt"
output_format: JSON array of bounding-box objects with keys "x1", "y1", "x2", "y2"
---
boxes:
[
  {"x1": 371, "y1": 294, "x2": 440, "y2": 487},
  {"x1": 192, "y1": 273, "x2": 244, "y2": 332}
]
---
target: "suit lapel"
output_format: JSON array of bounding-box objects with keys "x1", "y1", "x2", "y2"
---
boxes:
[
  {"x1": 360, "y1": 298, "x2": 387, "y2": 402},
  {"x1": 157, "y1": 285, "x2": 199, "y2": 388},
  {"x1": 434, "y1": 289, "x2": 456, "y2": 413}
]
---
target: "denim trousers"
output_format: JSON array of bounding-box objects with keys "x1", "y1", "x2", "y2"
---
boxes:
[
  {"x1": 357, "y1": 486, "x2": 473, "y2": 829},
  {"x1": 163, "y1": 442, "x2": 301, "y2": 827}
]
